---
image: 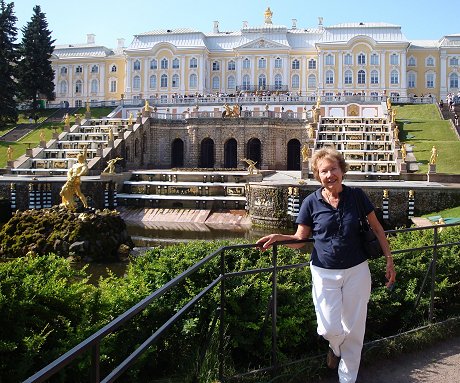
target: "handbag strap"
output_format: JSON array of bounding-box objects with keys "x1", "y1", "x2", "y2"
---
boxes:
[{"x1": 352, "y1": 187, "x2": 370, "y2": 230}]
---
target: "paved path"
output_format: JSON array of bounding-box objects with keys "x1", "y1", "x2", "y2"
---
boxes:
[{"x1": 314, "y1": 335, "x2": 460, "y2": 382}]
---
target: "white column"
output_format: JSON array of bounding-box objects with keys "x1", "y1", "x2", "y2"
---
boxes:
[
  {"x1": 440, "y1": 51, "x2": 447, "y2": 99},
  {"x1": 284, "y1": 55, "x2": 289, "y2": 91},
  {"x1": 83, "y1": 65, "x2": 88, "y2": 98},
  {"x1": 221, "y1": 58, "x2": 226, "y2": 93},
  {"x1": 400, "y1": 51, "x2": 407, "y2": 97},
  {"x1": 180, "y1": 56, "x2": 186, "y2": 93},
  {"x1": 338, "y1": 53, "x2": 343, "y2": 92},
  {"x1": 236, "y1": 55, "x2": 241, "y2": 89},
  {"x1": 318, "y1": 51, "x2": 324, "y2": 90},
  {"x1": 380, "y1": 52, "x2": 386, "y2": 90},
  {"x1": 199, "y1": 55, "x2": 205, "y2": 93},
  {"x1": 99, "y1": 64, "x2": 105, "y2": 99},
  {"x1": 143, "y1": 58, "x2": 149, "y2": 95},
  {"x1": 301, "y1": 56, "x2": 307, "y2": 95},
  {"x1": 68, "y1": 66, "x2": 73, "y2": 100},
  {"x1": 126, "y1": 58, "x2": 132, "y2": 94}
]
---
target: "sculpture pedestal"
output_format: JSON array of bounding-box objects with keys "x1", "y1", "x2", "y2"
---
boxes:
[
  {"x1": 301, "y1": 160, "x2": 309, "y2": 179},
  {"x1": 428, "y1": 164, "x2": 436, "y2": 174},
  {"x1": 400, "y1": 162, "x2": 407, "y2": 173}
]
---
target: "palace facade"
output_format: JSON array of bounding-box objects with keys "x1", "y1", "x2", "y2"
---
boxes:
[{"x1": 50, "y1": 8, "x2": 460, "y2": 107}]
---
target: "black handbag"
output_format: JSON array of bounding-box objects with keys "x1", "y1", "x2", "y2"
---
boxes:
[{"x1": 352, "y1": 188, "x2": 384, "y2": 259}]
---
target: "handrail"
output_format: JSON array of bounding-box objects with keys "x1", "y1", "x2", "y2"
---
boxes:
[{"x1": 23, "y1": 223, "x2": 460, "y2": 382}]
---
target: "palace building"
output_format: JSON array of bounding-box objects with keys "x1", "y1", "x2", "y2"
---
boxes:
[{"x1": 50, "y1": 8, "x2": 460, "y2": 107}]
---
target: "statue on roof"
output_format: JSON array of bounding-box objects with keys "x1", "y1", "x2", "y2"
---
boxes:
[{"x1": 264, "y1": 7, "x2": 273, "y2": 24}]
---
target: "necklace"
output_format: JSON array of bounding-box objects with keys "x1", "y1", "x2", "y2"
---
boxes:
[{"x1": 323, "y1": 189, "x2": 339, "y2": 208}]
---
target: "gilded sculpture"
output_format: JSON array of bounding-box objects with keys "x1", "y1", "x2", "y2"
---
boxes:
[
  {"x1": 429, "y1": 146, "x2": 438, "y2": 164},
  {"x1": 301, "y1": 144, "x2": 309, "y2": 162},
  {"x1": 400, "y1": 144, "x2": 407, "y2": 162},
  {"x1": 60, "y1": 146, "x2": 89, "y2": 209},
  {"x1": 241, "y1": 158, "x2": 258, "y2": 175},
  {"x1": 102, "y1": 157, "x2": 123, "y2": 174}
]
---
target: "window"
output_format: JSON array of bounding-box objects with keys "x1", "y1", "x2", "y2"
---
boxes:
[
  {"x1": 370, "y1": 53, "x2": 379, "y2": 65},
  {"x1": 370, "y1": 70, "x2": 379, "y2": 84},
  {"x1": 258, "y1": 74, "x2": 266, "y2": 89},
  {"x1": 227, "y1": 75, "x2": 236, "y2": 89},
  {"x1": 357, "y1": 53, "x2": 366, "y2": 65},
  {"x1": 190, "y1": 57, "x2": 198, "y2": 69},
  {"x1": 407, "y1": 72, "x2": 416, "y2": 88},
  {"x1": 426, "y1": 73, "x2": 435, "y2": 88},
  {"x1": 275, "y1": 57, "x2": 282, "y2": 68},
  {"x1": 292, "y1": 59, "x2": 300, "y2": 70},
  {"x1": 450, "y1": 57, "x2": 459, "y2": 66},
  {"x1": 449, "y1": 73, "x2": 458, "y2": 88},
  {"x1": 133, "y1": 60, "x2": 141, "y2": 70},
  {"x1": 408, "y1": 57, "x2": 416, "y2": 66},
  {"x1": 358, "y1": 70, "x2": 366, "y2": 84},
  {"x1": 75, "y1": 65, "x2": 82, "y2": 74},
  {"x1": 150, "y1": 75, "x2": 157, "y2": 89},
  {"x1": 390, "y1": 70, "x2": 399, "y2": 84},
  {"x1": 161, "y1": 58, "x2": 168, "y2": 69},
  {"x1": 172, "y1": 74, "x2": 179, "y2": 88},
  {"x1": 344, "y1": 54, "x2": 352, "y2": 65},
  {"x1": 91, "y1": 65, "x2": 98, "y2": 73},
  {"x1": 308, "y1": 74, "x2": 316, "y2": 89},
  {"x1": 212, "y1": 61, "x2": 220, "y2": 71},
  {"x1": 325, "y1": 70, "x2": 334, "y2": 84},
  {"x1": 390, "y1": 54, "x2": 399, "y2": 65},
  {"x1": 150, "y1": 59, "x2": 158, "y2": 70},
  {"x1": 172, "y1": 58, "x2": 179, "y2": 69},
  {"x1": 60, "y1": 67, "x2": 67, "y2": 75},
  {"x1": 370, "y1": 91, "x2": 379, "y2": 101},
  {"x1": 212, "y1": 76, "x2": 220, "y2": 89},
  {"x1": 344, "y1": 70, "x2": 353, "y2": 84},
  {"x1": 161, "y1": 74, "x2": 168, "y2": 88},
  {"x1": 189, "y1": 73, "x2": 197, "y2": 88},
  {"x1": 325, "y1": 54, "x2": 334, "y2": 65},
  {"x1": 291, "y1": 74, "x2": 300, "y2": 88},
  {"x1": 242, "y1": 74, "x2": 250, "y2": 90},
  {"x1": 308, "y1": 59, "x2": 316, "y2": 69},
  {"x1": 75, "y1": 80, "x2": 82, "y2": 93},
  {"x1": 110, "y1": 79, "x2": 117, "y2": 93},
  {"x1": 258, "y1": 57, "x2": 266, "y2": 69},
  {"x1": 243, "y1": 58, "x2": 250, "y2": 69},
  {"x1": 91, "y1": 79, "x2": 98, "y2": 93},
  {"x1": 59, "y1": 81, "x2": 67, "y2": 94},
  {"x1": 274, "y1": 74, "x2": 282, "y2": 89},
  {"x1": 133, "y1": 75, "x2": 141, "y2": 90},
  {"x1": 228, "y1": 60, "x2": 236, "y2": 71},
  {"x1": 426, "y1": 57, "x2": 435, "y2": 67},
  {"x1": 111, "y1": 65, "x2": 117, "y2": 72}
]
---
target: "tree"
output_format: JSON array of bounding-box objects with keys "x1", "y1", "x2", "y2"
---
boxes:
[
  {"x1": 17, "y1": 5, "x2": 55, "y2": 114},
  {"x1": 0, "y1": 0, "x2": 18, "y2": 126}
]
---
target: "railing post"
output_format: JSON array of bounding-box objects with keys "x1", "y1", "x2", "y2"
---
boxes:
[
  {"x1": 90, "y1": 342, "x2": 100, "y2": 383},
  {"x1": 219, "y1": 250, "x2": 226, "y2": 382},
  {"x1": 271, "y1": 244, "x2": 279, "y2": 377},
  {"x1": 429, "y1": 227, "x2": 439, "y2": 323}
]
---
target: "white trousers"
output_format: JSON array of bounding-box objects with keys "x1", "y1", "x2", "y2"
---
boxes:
[{"x1": 311, "y1": 261, "x2": 371, "y2": 383}]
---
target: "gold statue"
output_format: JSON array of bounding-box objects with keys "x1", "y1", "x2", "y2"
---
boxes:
[
  {"x1": 144, "y1": 99, "x2": 151, "y2": 112},
  {"x1": 393, "y1": 125, "x2": 399, "y2": 141},
  {"x1": 6, "y1": 145, "x2": 13, "y2": 161},
  {"x1": 429, "y1": 146, "x2": 438, "y2": 165},
  {"x1": 264, "y1": 7, "x2": 273, "y2": 24},
  {"x1": 391, "y1": 109, "x2": 397, "y2": 123},
  {"x1": 386, "y1": 96, "x2": 392, "y2": 110},
  {"x1": 40, "y1": 130, "x2": 46, "y2": 142},
  {"x1": 316, "y1": 97, "x2": 321, "y2": 110},
  {"x1": 86, "y1": 101, "x2": 90, "y2": 113},
  {"x1": 64, "y1": 113, "x2": 70, "y2": 126},
  {"x1": 400, "y1": 144, "x2": 407, "y2": 162},
  {"x1": 241, "y1": 158, "x2": 258, "y2": 175},
  {"x1": 108, "y1": 126, "x2": 114, "y2": 142},
  {"x1": 383, "y1": 189, "x2": 389, "y2": 199},
  {"x1": 102, "y1": 157, "x2": 123, "y2": 174},
  {"x1": 301, "y1": 144, "x2": 309, "y2": 162},
  {"x1": 60, "y1": 146, "x2": 89, "y2": 209},
  {"x1": 307, "y1": 124, "x2": 315, "y2": 140},
  {"x1": 409, "y1": 190, "x2": 415, "y2": 199},
  {"x1": 128, "y1": 112, "x2": 134, "y2": 125}
]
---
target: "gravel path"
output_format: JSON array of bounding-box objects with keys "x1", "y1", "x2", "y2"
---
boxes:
[{"x1": 314, "y1": 335, "x2": 460, "y2": 382}]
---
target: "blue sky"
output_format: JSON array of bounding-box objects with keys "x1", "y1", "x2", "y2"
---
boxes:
[{"x1": 14, "y1": 0, "x2": 459, "y2": 49}]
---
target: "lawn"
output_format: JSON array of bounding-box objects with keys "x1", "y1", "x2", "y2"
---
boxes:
[
  {"x1": 395, "y1": 104, "x2": 460, "y2": 174},
  {"x1": 422, "y1": 206, "x2": 460, "y2": 219}
]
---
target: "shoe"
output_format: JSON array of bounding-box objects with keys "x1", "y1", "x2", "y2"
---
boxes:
[{"x1": 326, "y1": 347, "x2": 340, "y2": 369}]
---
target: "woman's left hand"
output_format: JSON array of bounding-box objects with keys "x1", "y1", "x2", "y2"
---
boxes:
[{"x1": 385, "y1": 256, "x2": 396, "y2": 289}]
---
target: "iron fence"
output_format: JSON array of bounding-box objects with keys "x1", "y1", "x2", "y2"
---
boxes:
[{"x1": 24, "y1": 222, "x2": 460, "y2": 383}]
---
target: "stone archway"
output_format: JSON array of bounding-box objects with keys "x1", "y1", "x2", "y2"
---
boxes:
[
  {"x1": 200, "y1": 138, "x2": 215, "y2": 168},
  {"x1": 247, "y1": 138, "x2": 261, "y2": 167},
  {"x1": 287, "y1": 139, "x2": 301, "y2": 170},
  {"x1": 171, "y1": 138, "x2": 184, "y2": 168},
  {"x1": 224, "y1": 138, "x2": 238, "y2": 168}
]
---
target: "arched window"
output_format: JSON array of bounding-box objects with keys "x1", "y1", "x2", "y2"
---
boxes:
[
  {"x1": 243, "y1": 58, "x2": 250, "y2": 69},
  {"x1": 172, "y1": 58, "x2": 179, "y2": 69},
  {"x1": 450, "y1": 57, "x2": 459, "y2": 66},
  {"x1": 426, "y1": 57, "x2": 435, "y2": 67},
  {"x1": 150, "y1": 59, "x2": 157, "y2": 70},
  {"x1": 111, "y1": 65, "x2": 117, "y2": 72},
  {"x1": 291, "y1": 74, "x2": 300, "y2": 88},
  {"x1": 172, "y1": 74, "x2": 179, "y2": 88},
  {"x1": 228, "y1": 60, "x2": 236, "y2": 70},
  {"x1": 325, "y1": 54, "x2": 334, "y2": 65},
  {"x1": 390, "y1": 70, "x2": 399, "y2": 84},
  {"x1": 344, "y1": 70, "x2": 353, "y2": 84},
  {"x1": 161, "y1": 58, "x2": 168, "y2": 69},
  {"x1": 189, "y1": 73, "x2": 197, "y2": 88},
  {"x1": 161, "y1": 74, "x2": 168, "y2": 88},
  {"x1": 212, "y1": 76, "x2": 220, "y2": 89},
  {"x1": 275, "y1": 57, "x2": 282, "y2": 68},
  {"x1": 75, "y1": 80, "x2": 82, "y2": 93},
  {"x1": 390, "y1": 53, "x2": 399, "y2": 65},
  {"x1": 357, "y1": 53, "x2": 366, "y2": 65},
  {"x1": 407, "y1": 72, "x2": 416, "y2": 88},
  {"x1": 344, "y1": 54, "x2": 352, "y2": 65},
  {"x1": 370, "y1": 70, "x2": 379, "y2": 84},
  {"x1": 75, "y1": 65, "x2": 82, "y2": 74},
  {"x1": 325, "y1": 70, "x2": 334, "y2": 84},
  {"x1": 292, "y1": 59, "x2": 300, "y2": 70},
  {"x1": 59, "y1": 80, "x2": 67, "y2": 94},
  {"x1": 242, "y1": 74, "x2": 250, "y2": 90},
  {"x1": 357, "y1": 70, "x2": 366, "y2": 84},
  {"x1": 200, "y1": 138, "x2": 215, "y2": 168},
  {"x1": 133, "y1": 75, "x2": 141, "y2": 90},
  {"x1": 370, "y1": 53, "x2": 379, "y2": 65},
  {"x1": 133, "y1": 60, "x2": 141, "y2": 70},
  {"x1": 450, "y1": 73, "x2": 459, "y2": 88},
  {"x1": 212, "y1": 61, "x2": 220, "y2": 71},
  {"x1": 60, "y1": 66, "x2": 67, "y2": 75},
  {"x1": 258, "y1": 57, "x2": 266, "y2": 69},
  {"x1": 150, "y1": 75, "x2": 157, "y2": 89},
  {"x1": 91, "y1": 65, "x2": 98, "y2": 73},
  {"x1": 171, "y1": 138, "x2": 184, "y2": 168},
  {"x1": 91, "y1": 79, "x2": 98, "y2": 93},
  {"x1": 227, "y1": 75, "x2": 236, "y2": 89},
  {"x1": 189, "y1": 57, "x2": 197, "y2": 68},
  {"x1": 426, "y1": 72, "x2": 435, "y2": 88},
  {"x1": 308, "y1": 59, "x2": 316, "y2": 69},
  {"x1": 308, "y1": 74, "x2": 316, "y2": 89},
  {"x1": 408, "y1": 56, "x2": 416, "y2": 66},
  {"x1": 258, "y1": 74, "x2": 266, "y2": 89},
  {"x1": 274, "y1": 74, "x2": 282, "y2": 89}
]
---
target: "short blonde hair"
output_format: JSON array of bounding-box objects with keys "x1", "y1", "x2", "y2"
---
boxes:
[{"x1": 311, "y1": 147, "x2": 348, "y2": 182}]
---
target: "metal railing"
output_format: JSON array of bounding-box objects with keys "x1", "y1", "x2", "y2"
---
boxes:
[{"x1": 24, "y1": 222, "x2": 460, "y2": 383}]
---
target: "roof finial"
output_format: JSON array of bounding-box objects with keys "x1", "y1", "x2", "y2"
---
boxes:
[{"x1": 264, "y1": 7, "x2": 273, "y2": 24}]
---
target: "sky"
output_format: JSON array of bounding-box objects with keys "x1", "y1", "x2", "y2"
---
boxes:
[{"x1": 13, "y1": 0, "x2": 460, "y2": 49}]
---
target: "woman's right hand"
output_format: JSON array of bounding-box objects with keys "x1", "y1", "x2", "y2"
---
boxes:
[{"x1": 256, "y1": 234, "x2": 282, "y2": 250}]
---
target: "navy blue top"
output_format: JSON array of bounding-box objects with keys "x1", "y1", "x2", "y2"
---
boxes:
[{"x1": 296, "y1": 185, "x2": 374, "y2": 269}]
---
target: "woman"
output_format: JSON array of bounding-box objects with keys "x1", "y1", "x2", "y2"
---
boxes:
[{"x1": 257, "y1": 147, "x2": 396, "y2": 383}]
